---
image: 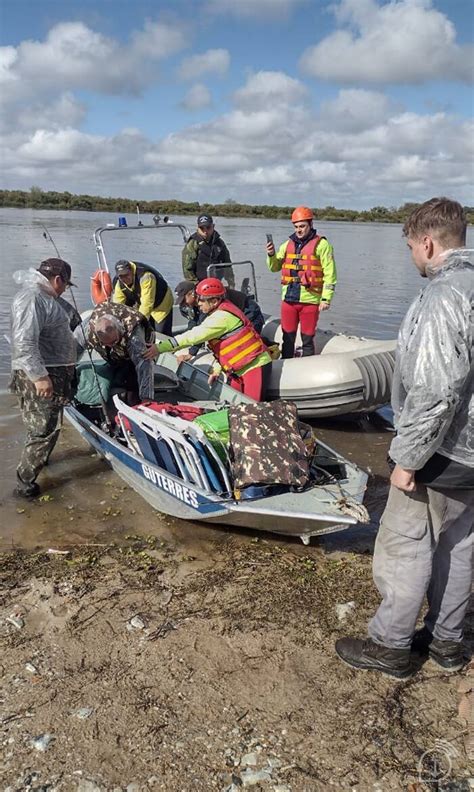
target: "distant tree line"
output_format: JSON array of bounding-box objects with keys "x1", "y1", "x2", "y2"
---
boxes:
[{"x1": 1, "y1": 187, "x2": 473, "y2": 225}]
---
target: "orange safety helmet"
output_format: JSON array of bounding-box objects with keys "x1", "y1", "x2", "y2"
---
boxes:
[
  {"x1": 291, "y1": 206, "x2": 314, "y2": 223},
  {"x1": 195, "y1": 277, "x2": 226, "y2": 298}
]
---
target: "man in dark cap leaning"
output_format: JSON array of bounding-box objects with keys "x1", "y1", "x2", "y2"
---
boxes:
[
  {"x1": 10, "y1": 258, "x2": 77, "y2": 497},
  {"x1": 182, "y1": 214, "x2": 235, "y2": 288}
]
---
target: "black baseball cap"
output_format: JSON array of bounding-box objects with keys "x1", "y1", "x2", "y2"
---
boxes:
[
  {"x1": 197, "y1": 214, "x2": 213, "y2": 227},
  {"x1": 115, "y1": 259, "x2": 133, "y2": 274},
  {"x1": 38, "y1": 258, "x2": 75, "y2": 286},
  {"x1": 174, "y1": 280, "x2": 195, "y2": 305}
]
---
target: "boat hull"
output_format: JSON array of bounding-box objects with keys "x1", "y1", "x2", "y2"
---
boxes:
[{"x1": 65, "y1": 405, "x2": 367, "y2": 542}]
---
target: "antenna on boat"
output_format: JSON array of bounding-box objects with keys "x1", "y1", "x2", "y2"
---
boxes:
[
  {"x1": 38, "y1": 223, "x2": 114, "y2": 434},
  {"x1": 136, "y1": 204, "x2": 143, "y2": 227}
]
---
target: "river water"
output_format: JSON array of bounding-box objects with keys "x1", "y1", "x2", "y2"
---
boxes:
[{"x1": 2, "y1": 208, "x2": 470, "y2": 551}]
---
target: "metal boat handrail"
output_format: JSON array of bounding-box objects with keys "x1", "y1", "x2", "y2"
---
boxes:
[
  {"x1": 113, "y1": 397, "x2": 232, "y2": 495},
  {"x1": 207, "y1": 260, "x2": 259, "y2": 301},
  {"x1": 93, "y1": 222, "x2": 191, "y2": 272}
]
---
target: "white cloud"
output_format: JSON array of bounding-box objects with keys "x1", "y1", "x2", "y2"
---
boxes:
[
  {"x1": 4, "y1": 94, "x2": 473, "y2": 208},
  {"x1": 181, "y1": 83, "x2": 213, "y2": 111},
  {"x1": 300, "y1": 0, "x2": 474, "y2": 84},
  {"x1": 0, "y1": 19, "x2": 187, "y2": 105},
  {"x1": 131, "y1": 19, "x2": 187, "y2": 59},
  {"x1": 238, "y1": 165, "x2": 297, "y2": 186},
  {"x1": 1, "y1": 15, "x2": 472, "y2": 212},
  {"x1": 205, "y1": 0, "x2": 309, "y2": 18},
  {"x1": 178, "y1": 49, "x2": 230, "y2": 81},
  {"x1": 233, "y1": 70, "x2": 307, "y2": 110},
  {"x1": 319, "y1": 89, "x2": 396, "y2": 133}
]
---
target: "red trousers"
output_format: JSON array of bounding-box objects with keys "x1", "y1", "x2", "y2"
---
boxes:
[
  {"x1": 228, "y1": 362, "x2": 271, "y2": 401},
  {"x1": 281, "y1": 302, "x2": 320, "y2": 358}
]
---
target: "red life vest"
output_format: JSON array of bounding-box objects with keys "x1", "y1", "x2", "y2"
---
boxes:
[
  {"x1": 281, "y1": 235, "x2": 324, "y2": 292},
  {"x1": 208, "y1": 300, "x2": 267, "y2": 373}
]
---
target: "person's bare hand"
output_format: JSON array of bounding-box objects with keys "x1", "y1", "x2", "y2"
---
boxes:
[
  {"x1": 266, "y1": 242, "x2": 275, "y2": 257},
  {"x1": 319, "y1": 301, "x2": 330, "y2": 311},
  {"x1": 35, "y1": 376, "x2": 53, "y2": 399},
  {"x1": 390, "y1": 464, "x2": 416, "y2": 492},
  {"x1": 142, "y1": 344, "x2": 158, "y2": 360},
  {"x1": 208, "y1": 372, "x2": 219, "y2": 386},
  {"x1": 176, "y1": 352, "x2": 193, "y2": 364}
]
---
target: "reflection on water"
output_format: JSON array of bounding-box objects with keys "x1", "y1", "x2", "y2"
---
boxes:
[{"x1": 2, "y1": 208, "x2": 469, "y2": 550}]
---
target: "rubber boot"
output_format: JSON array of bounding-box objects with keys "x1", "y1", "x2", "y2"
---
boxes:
[
  {"x1": 301, "y1": 333, "x2": 315, "y2": 356},
  {"x1": 282, "y1": 331, "x2": 297, "y2": 359}
]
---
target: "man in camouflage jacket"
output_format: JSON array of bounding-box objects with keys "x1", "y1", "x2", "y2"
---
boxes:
[{"x1": 75, "y1": 302, "x2": 154, "y2": 402}]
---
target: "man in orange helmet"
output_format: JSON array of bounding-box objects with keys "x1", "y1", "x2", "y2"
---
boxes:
[
  {"x1": 266, "y1": 206, "x2": 337, "y2": 358},
  {"x1": 144, "y1": 278, "x2": 272, "y2": 400}
]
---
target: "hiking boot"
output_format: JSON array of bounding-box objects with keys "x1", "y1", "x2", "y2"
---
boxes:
[
  {"x1": 335, "y1": 636, "x2": 413, "y2": 679},
  {"x1": 14, "y1": 480, "x2": 40, "y2": 499},
  {"x1": 411, "y1": 628, "x2": 466, "y2": 672}
]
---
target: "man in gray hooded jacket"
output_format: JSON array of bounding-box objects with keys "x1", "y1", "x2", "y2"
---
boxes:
[
  {"x1": 336, "y1": 197, "x2": 473, "y2": 679},
  {"x1": 10, "y1": 259, "x2": 77, "y2": 498}
]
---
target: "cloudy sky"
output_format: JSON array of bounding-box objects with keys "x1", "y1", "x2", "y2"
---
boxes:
[{"x1": 1, "y1": 0, "x2": 473, "y2": 209}]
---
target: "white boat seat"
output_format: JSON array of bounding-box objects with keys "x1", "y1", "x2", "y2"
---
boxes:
[{"x1": 113, "y1": 397, "x2": 231, "y2": 495}]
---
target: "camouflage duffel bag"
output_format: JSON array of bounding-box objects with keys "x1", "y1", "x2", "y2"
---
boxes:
[{"x1": 228, "y1": 400, "x2": 310, "y2": 494}]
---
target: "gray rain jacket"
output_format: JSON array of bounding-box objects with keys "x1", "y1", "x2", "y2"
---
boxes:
[
  {"x1": 390, "y1": 249, "x2": 473, "y2": 470},
  {"x1": 10, "y1": 269, "x2": 76, "y2": 381}
]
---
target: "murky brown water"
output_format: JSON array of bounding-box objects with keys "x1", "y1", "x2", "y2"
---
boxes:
[{"x1": 4, "y1": 207, "x2": 464, "y2": 552}]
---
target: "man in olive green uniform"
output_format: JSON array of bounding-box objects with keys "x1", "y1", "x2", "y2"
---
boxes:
[{"x1": 182, "y1": 214, "x2": 235, "y2": 287}]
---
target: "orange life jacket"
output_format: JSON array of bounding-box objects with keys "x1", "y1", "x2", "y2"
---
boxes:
[
  {"x1": 281, "y1": 235, "x2": 324, "y2": 292},
  {"x1": 208, "y1": 300, "x2": 267, "y2": 373}
]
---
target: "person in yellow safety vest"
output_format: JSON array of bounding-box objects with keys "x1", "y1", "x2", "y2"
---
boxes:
[
  {"x1": 266, "y1": 206, "x2": 337, "y2": 358},
  {"x1": 112, "y1": 260, "x2": 174, "y2": 334},
  {"x1": 143, "y1": 278, "x2": 272, "y2": 401}
]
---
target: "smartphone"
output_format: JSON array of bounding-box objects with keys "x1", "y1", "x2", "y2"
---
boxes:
[{"x1": 266, "y1": 233, "x2": 273, "y2": 244}]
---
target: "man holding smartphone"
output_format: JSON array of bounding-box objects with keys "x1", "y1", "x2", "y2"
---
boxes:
[{"x1": 266, "y1": 207, "x2": 337, "y2": 358}]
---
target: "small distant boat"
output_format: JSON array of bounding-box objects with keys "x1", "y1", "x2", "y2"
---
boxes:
[{"x1": 65, "y1": 356, "x2": 369, "y2": 544}]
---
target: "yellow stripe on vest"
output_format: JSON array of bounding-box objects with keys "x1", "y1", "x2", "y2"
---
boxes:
[
  {"x1": 220, "y1": 330, "x2": 254, "y2": 355},
  {"x1": 228, "y1": 340, "x2": 262, "y2": 367},
  {"x1": 286, "y1": 254, "x2": 318, "y2": 260}
]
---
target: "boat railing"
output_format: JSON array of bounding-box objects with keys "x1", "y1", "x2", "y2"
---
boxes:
[
  {"x1": 207, "y1": 260, "x2": 259, "y2": 301},
  {"x1": 113, "y1": 397, "x2": 232, "y2": 496},
  {"x1": 93, "y1": 222, "x2": 190, "y2": 273}
]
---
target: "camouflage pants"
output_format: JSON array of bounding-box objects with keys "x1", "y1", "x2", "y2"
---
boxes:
[{"x1": 11, "y1": 367, "x2": 75, "y2": 487}]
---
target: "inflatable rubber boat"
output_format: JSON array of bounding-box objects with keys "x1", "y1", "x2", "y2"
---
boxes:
[{"x1": 189, "y1": 321, "x2": 396, "y2": 418}]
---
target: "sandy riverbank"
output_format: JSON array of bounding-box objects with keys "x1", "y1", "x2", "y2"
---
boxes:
[
  {"x1": 1, "y1": 533, "x2": 473, "y2": 791},
  {"x1": 1, "y1": 416, "x2": 472, "y2": 791}
]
